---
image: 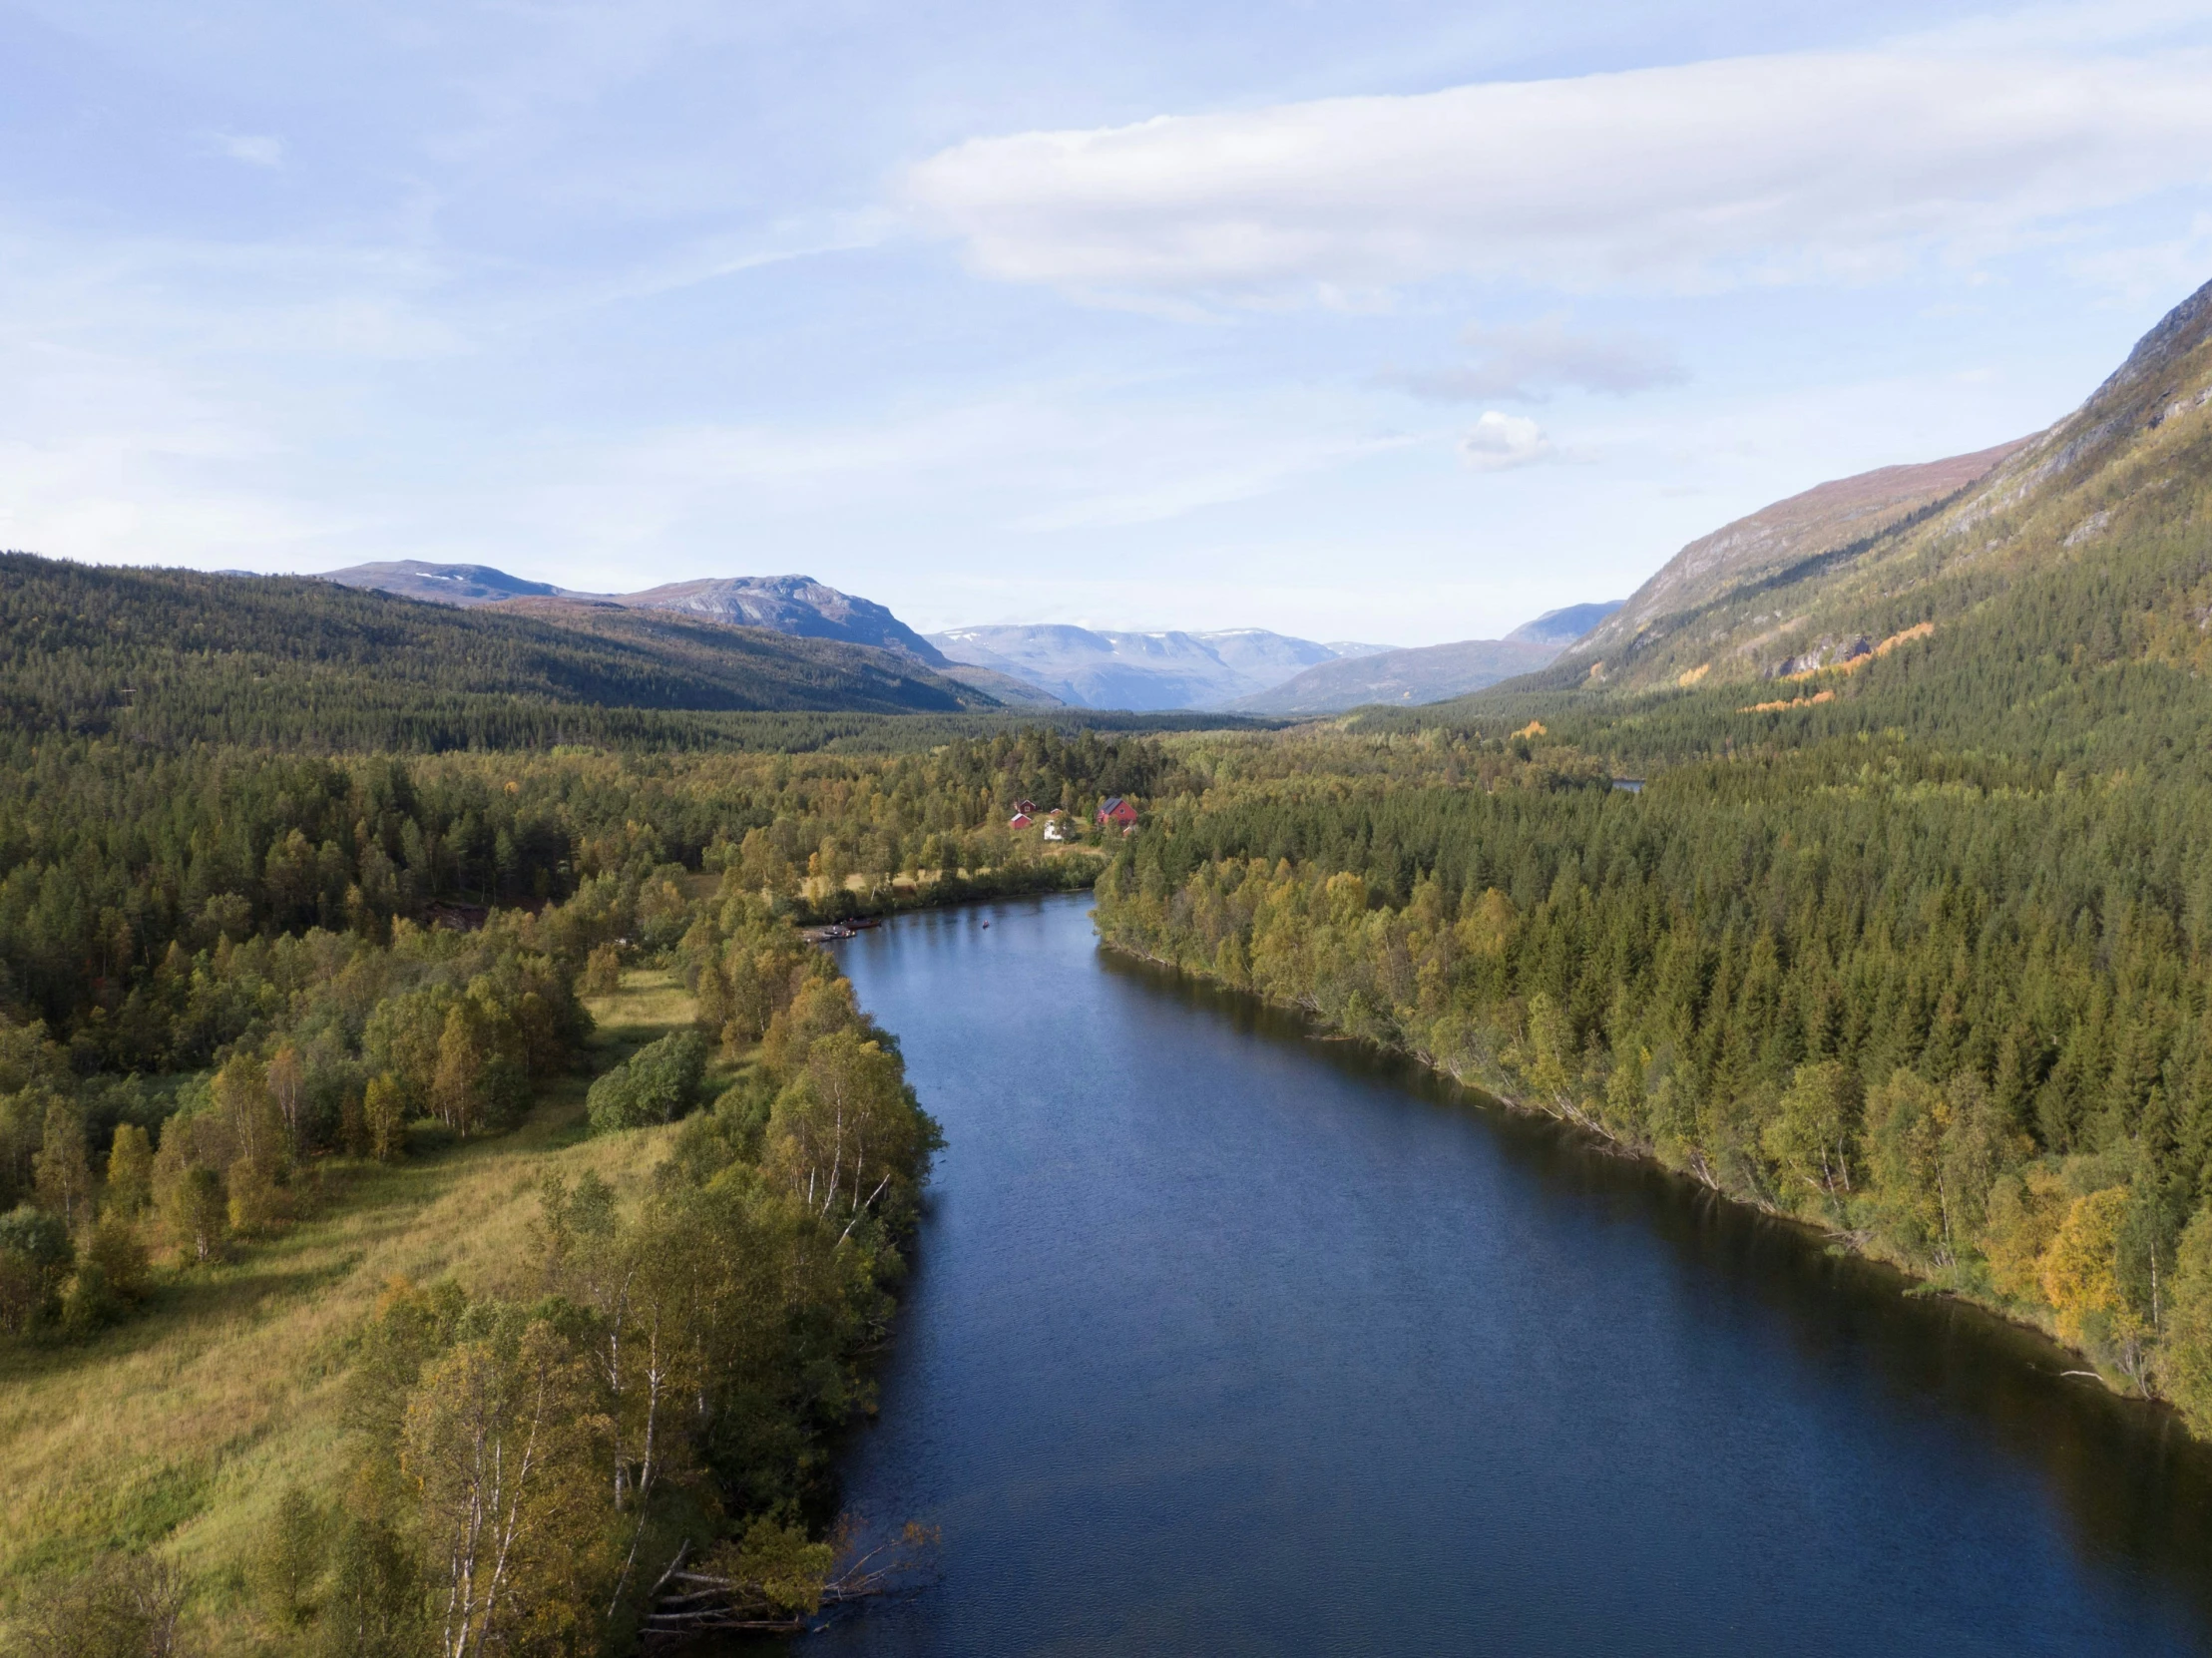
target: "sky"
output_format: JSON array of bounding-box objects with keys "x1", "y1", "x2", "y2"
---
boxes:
[{"x1": 4, "y1": 1, "x2": 2212, "y2": 646}]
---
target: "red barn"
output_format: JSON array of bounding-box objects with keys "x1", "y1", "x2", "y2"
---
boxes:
[
  {"x1": 1097, "y1": 796, "x2": 1138, "y2": 829},
  {"x1": 1008, "y1": 811, "x2": 1034, "y2": 828}
]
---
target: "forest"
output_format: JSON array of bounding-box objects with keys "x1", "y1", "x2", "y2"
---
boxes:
[{"x1": 0, "y1": 558, "x2": 1186, "y2": 1657}]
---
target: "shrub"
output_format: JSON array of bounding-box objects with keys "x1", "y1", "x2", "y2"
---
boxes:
[
  {"x1": 0, "y1": 1204, "x2": 72, "y2": 1334},
  {"x1": 580, "y1": 944, "x2": 623, "y2": 1000},
  {"x1": 586, "y1": 1032, "x2": 707, "y2": 1135}
]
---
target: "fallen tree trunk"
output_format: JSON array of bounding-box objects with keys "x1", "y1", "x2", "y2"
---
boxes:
[{"x1": 641, "y1": 1521, "x2": 939, "y2": 1640}]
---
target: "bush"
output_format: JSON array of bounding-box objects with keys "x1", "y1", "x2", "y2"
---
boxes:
[
  {"x1": 586, "y1": 1032, "x2": 707, "y2": 1135},
  {"x1": 580, "y1": 944, "x2": 623, "y2": 1000},
  {"x1": 0, "y1": 1204, "x2": 72, "y2": 1334},
  {"x1": 12, "y1": 1550, "x2": 186, "y2": 1658},
  {"x1": 60, "y1": 1212, "x2": 150, "y2": 1333}
]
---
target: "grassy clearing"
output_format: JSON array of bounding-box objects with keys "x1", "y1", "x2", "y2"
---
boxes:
[{"x1": 0, "y1": 968, "x2": 703, "y2": 1643}]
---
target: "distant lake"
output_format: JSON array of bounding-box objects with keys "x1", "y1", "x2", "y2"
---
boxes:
[{"x1": 795, "y1": 894, "x2": 2212, "y2": 1656}]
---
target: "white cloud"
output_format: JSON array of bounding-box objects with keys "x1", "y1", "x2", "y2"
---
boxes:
[
  {"x1": 1394, "y1": 317, "x2": 1687, "y2": 402},
  {"x1": 1460, "y1": 411, "x2": 1555, "y2": 471},
  {"x1": 905, "y1": 42, "x2": 2212, "y2": 301},
  {"x1": 214, "y1": 133, "x2": 285, "y2": 169}
]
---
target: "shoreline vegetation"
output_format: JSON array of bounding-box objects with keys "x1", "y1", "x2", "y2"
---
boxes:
[
  {"x1": 1093, "y1": 927, "x2": 2187, "y2": 1409},
  {"x1": 1091, "y1": 725, "x2": 2212, "y2": 1437}
]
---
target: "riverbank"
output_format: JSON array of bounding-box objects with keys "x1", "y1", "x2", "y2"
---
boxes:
[
  {"x1": 1, "y1": 905, "x2": 937, "y2": 1652},
  {"x1": 787, "y1": 848, "x2": 1104, "y2": 926},
  {"x1": 808, "y1": 895, "x2": 2212, "y2": 1657},
  {"x1": 1092, "y1": 929, "x2": 2183, "y2": 1431}
]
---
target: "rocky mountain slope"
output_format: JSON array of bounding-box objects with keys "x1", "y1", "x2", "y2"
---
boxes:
[
  {"x1": 1561, "y1": 440, "x2": 2034, "y2": 686},
  {"x1": 611, "y1": 575, "x2": 949, "y2": 661},
  {"x1": 319, "y1": 560, "x2": 570, "y2": 605},
  {"x1": 1511, "y1": 275, "x2": 2212, "y2": 700}
]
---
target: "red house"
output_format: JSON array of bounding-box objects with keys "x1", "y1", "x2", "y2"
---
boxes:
[
  {"x1": 1097, "y1": 796, "x2": 1138, "y2": 829},
  {"x1": 1008, "y1": 812, "x2": 1034, "y2": 828}
]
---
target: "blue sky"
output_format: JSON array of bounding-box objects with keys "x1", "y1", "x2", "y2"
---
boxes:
[{"x1": 4, "y1": 1, "x2": 2211, "y2": 645}]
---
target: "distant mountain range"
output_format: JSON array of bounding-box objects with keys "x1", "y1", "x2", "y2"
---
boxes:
[
  {"x1": 313, "y1": 563, "x2": 1619, "y2": 714},
  {"x1": 924, "y1": 625, "x2": 1394, "y2": 711},
  {"x1": 321, "y1": 565, "x2": 946, "y2": 658},
  {"x1": 0, "y1": 553, "x2": 1003, "y2": 753},
  {"x1": 57, "y1": 271, "x2": 2212, "y2": 735},
  {"x1": 1229, "y1": 636, "x2": 1558, "y2": 713},
  {"x1": 1507, "y1": 603, "x2": 1625, "y2": 647},
  {"x1": 319, "y1": 561, "x2": 568, "y2": 606}
]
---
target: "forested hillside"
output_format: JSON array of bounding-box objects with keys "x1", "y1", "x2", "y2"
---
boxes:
[
  {"x1": 0, "y1": 555, "x2": 997, "y2": 746},
  {"x1": 1097, "y1": 274, "x2": 2212, "y2": 1432}
]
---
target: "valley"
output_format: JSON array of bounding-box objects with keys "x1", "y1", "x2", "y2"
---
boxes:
[{"x1": 6, "y1": 253, "x2": 2212, "y2": 1658}]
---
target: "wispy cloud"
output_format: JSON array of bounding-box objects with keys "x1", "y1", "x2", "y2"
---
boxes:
[
  {"x1": 905, "y1": 40, "x2": 2212, "y2": 302},
  {"x1": 1461, "y1": 411, "x2": 1557, "y2": 471},
  {"x1": 213, "y1": 133, "x2": 285, "y2": 169},
  {"x1": 1392, "y1": 317, "x2": 1687, "y2": 403}
]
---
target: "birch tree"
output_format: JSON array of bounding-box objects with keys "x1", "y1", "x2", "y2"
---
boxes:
[{"x1": 402, "y1": 1316, "x2": 611, "y2": 1658}]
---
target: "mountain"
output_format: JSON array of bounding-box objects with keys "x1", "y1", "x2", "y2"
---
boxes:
[
  {"x1": 315, "y1": 565, "x2": 950, "y2": 664},
  {"x1": 1507, "y1": 602, "x2": 1623, "y2": 647},
  {"x1": 316, "y1": 564, "x2": 1360, "y2": 710},
  {"x1": 1487, "y1": 273, "x2": 2212, "y2": 703},
  {"x1": 318, "y1": 560, "x2": 571, "y2": 606},
  {"x1": 927, "y1": 624, "x2": 1362, "y2": 710},
  {"x1": 1226, "y1": 602, "x2": 1622, "y2": 714},
  {"x1": 1566, "y1": 441, "x2": 2035, "y2": 680},
  {"x1": 1553, "y1": 439, "x2": 2034, "y2": 690},
  {"x1": 1228, "y1": 636, "x2": 1562, "y2": 713},
  {"x1": 611, "y1": 575, "x2": 950, "y2": 663},
  {"x1": 1, "y1": 555, "x2": 1003, "y2": 749}
]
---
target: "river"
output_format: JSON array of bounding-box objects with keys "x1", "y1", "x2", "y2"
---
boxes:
[{"x1": 795, "y1": 894, "x2": 2212, "y2": 1656}]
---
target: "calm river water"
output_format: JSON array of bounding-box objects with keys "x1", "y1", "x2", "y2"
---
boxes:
[{"x1": 795, "y1": 894, "x2": 2212, "y2": 1656}]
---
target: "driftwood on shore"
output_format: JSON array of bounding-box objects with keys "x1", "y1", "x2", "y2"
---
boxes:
[{"x1": 641, "y1": 1521, "x2": 940, "y2": 1639}]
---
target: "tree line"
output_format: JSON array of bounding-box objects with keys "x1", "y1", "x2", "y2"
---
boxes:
[
  {"x1": 1097, "y1": 709, "x2": 2212, "y2": 1425},
  {"x1": 0, "y1": 727, "x2": 1176, "y2": 1067}
]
